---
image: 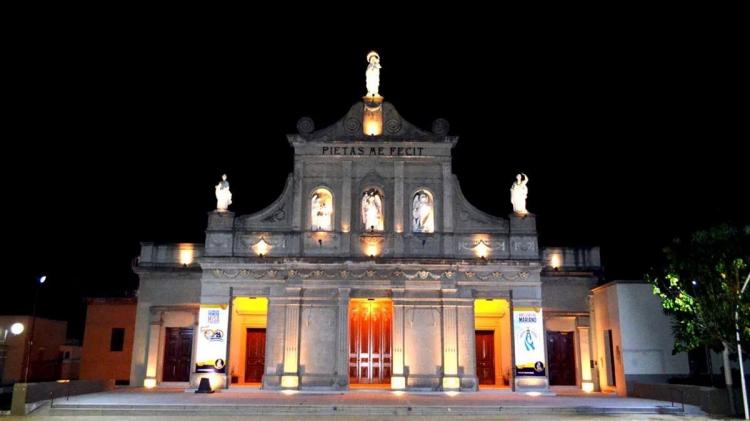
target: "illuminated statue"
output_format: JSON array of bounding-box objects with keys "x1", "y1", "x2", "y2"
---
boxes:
[
  {"x1": 412, "y1": 191, "x2": 434, "y2": 233},
  {"x1": 510, "y1": 173, "x2": 529, "y2": 215},
  {"x1": 311, "y1": 189, "x2": 333, "y2": 231},
  {"x1": 361, "y1": 189, "x2": 384, "y2": 231},
  {"x1": 215, "y1": 174, "x2": 232, "y2": 212},
  {"x1": 365, "y1": 51, "x2": 381, "y2": 97}
]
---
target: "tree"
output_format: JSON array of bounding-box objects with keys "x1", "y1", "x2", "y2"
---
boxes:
[{"x1": 648, "y1": 223, "x2": 749, "y2": 358}]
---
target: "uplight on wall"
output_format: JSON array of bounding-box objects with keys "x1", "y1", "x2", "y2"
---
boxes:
[
  {"x1": 582, "y1": 381, "x2": 594, "y2": 393},
  {"x1": 365, "y1": 242, "x2": 380, "y2": 258},
  {"x1": 252, "y1": 238, "x2": 272, "y2": 257},
  {"x1": 550, "y1": 253, "x2": 562, "y2": 270},
  {"x1": 473, "y1": 239, "x2": 491, "y2": 259},
  {"x1": 178, "y1": 243, "x2": 194, "y2": 266},
  {"x1": 144, "y1": 378, "x2": 157, "y2": 389},
  {"x1": 363, "y1": 103, "x2": 383, "y2": 136}
]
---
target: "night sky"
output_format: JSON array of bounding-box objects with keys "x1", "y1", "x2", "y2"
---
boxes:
[{"x1": 5, "y1": 27, "x2": 747, "y2": 341}]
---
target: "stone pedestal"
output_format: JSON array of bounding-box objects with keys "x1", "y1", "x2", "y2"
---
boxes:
[
  {"x1": 509, "y1": 213, "x2": 538, "y2": 259},
  {"x1": 206, "y1": 211, "x2": 235, "y2": 256}
]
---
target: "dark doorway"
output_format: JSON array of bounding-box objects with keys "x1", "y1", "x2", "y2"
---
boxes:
[
  {"x1": 163, "y1": 327, "x2": 193, "y2": 382},
  {"x1": 349, "y1": 299, "x2": 392, "y2": 384},
  {"x1": 604, "y1": 329, "x2": 617, "y2": 387},
  {"x1": 547, "y1": 331, "x2": 576, "y2": 385},
  {"x1": 475, "y1": 330, "x2": 496, "y2": 385},
  {"x1": 245, "y1": 328, "x2": 266, "y2": 383}
]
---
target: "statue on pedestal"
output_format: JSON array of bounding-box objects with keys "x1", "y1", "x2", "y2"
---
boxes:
[
  {"x1": 510, "y1": 173, "x2": 529, "y2": 215},
  {"x1": 365, "y1": 51, "x2": 381, "y2": 97},
  {"x1": 215, "y1": 174, "x2": 232, "y2": 212},
  {"x1": 361, "y1": 189, "x2": 384, "y2": 232}
]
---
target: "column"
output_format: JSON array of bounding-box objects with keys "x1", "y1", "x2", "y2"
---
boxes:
[
  {"x1": 391, "y1": 289, "x2": 406, "y2": 389},
  {"x1": 281, "y1": 288, "x2": 302, "y2": 389},
  {"x1": 457, "y1": 299, "x2": 478, "y2": 390},
  {"x1": 441, "y1": 290, "x2": 460, "y2": 390},
  {"x1": 441, "y1": 162, "x2": 454, "y2": 254},
  {"x1": 292, "y1": 159, "x2": 304, "y2": 231},
  {"x1": 336, "y1": 288, "x2": 351, "y2": 388},
  {"x1": 577, "y1": 326, "x2": 593, "y2": 392},
  {"x1": 341, "y1": 161, "x2": 352, "y2": 253},
  {"x1": 394, "y1": 162, "x2": 404, "y2": 254},
  {"x1": 144, "y1": 310, "x2": 162, "y2": 387}
]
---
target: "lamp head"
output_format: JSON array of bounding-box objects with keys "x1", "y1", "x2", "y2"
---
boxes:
[
  {"x1": 39, "y1": 275, "x2": 47, "y2": 284},
  {"x1": 10, "y1": 322, "x2": 24, "y2": 335}
]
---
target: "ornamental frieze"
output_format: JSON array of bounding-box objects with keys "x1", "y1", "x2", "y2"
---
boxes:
[{"x1": 209, "y1": 268, "x2": 532, "y2": 282}]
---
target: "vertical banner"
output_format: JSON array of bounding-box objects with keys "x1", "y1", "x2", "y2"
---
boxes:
[
  {"x1": 513, "y1": 307, "x2": 546, "y2": 376},
  {"x1": 195, "y1": 305, "x2": 228, "y2": 373}
]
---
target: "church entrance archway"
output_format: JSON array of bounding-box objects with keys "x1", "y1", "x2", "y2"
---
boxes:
[{"x1": 349, "y1": 299, "x2": 392, "y2": 385}]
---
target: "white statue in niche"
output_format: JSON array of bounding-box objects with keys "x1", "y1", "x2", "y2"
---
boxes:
[
  {"x1": 510, "y1": 173, "x2": 529, "y2": 215},
  {"x1": 365, "y1": 51, "x2": 381, "y2": 97},
  {"x1": 412, "y1": 191, "x2": 434, "y2": 233},
  {"x1": 361, "y1": 189, "x2": 384, "y2": 231},
  {"x1": 311, "y1": 189, "x2": 333, "y2": 231},
  {"x1": 215, "y1": 174, "x2": 232, "y2": 212}
]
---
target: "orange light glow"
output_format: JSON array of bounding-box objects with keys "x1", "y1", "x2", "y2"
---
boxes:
[{"x1": 365, "y1": 241, "x2": 380, "y2": 257}]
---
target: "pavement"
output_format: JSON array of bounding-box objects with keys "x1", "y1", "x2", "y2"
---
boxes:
[{"x1": 5, "y1": 386, "x2": 717, "y2": 419}]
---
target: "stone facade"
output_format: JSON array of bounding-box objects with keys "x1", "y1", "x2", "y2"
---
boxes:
[{"x1": 131, "y1": 99, "x2": 602, "y2": 393}]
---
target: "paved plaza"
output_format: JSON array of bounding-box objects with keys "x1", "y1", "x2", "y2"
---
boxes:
[{"x1": 6, "y1": 387, "x2": 714, "y2": 419}]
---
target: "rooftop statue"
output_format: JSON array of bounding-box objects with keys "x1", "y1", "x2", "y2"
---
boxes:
[
  {"x1": 365, "y1": 51, "x2": 381, "y2": 97},
  {"x1": 510, "y1": 173, "x2": 529, "y2": 216},
  {"x1": 215, "y1": 174, "x2": 232, "y2": 212}
]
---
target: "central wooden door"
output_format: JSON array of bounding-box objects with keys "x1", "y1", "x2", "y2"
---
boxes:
[
  {"x1": 349, "y1": 300, "x2": 392, "y2": 384},
  {"x1": 163, "y1": 327, "x2": 193, "y2": 382},
  {"x1": 475, "y1": 330, "x2": 496, "y2": 385},
  {"x1": 245, "y1": 328, "x2": 266, "y2": 383},
  {"x1": 547, "y1": 331, "x2": 576, "y2": 385}
]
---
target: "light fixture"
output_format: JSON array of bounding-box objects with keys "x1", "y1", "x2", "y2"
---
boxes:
[
  {"x1": 144, "y1": 378, "x2": 157, "y2": 389},
  {"x1": 525, "y1": 391, "x2": 542, "y2": 397},
  {"x1": 10, "y1": 322, "x2": 24, "y2": 335},
  {"x1": 473, "y1": 240, "x2": 490, "y2": 259},
  {"x1": 39, "y1": 275, "x2": 47, "y2": 284},
  {"x1": 252, "y1": 237, "x2": 272, "y2": 257},
  {"x1": 582, "y1": 381, "x2": 594, "y2": 393}
]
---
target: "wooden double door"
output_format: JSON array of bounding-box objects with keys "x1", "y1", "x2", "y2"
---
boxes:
[
  {"x1": 349, "y1": 300, "x2": 392, "y2": 384},
  {"x1": 163, "y1": 327, "x2": 193, "y2": 382},
  {"x1": 547, "y1": 331, "x2": 576, "y2": 385},
  {"x1": 245, "y1": 328, "x2": 266, "y2": 383},
  {"x1": 475, "y1": 330, "x2": 496, "y2": 385}
]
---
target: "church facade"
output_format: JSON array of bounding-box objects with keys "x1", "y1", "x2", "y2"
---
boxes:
[{"x1": 130, "y1": 60, "x2": 601, "y2": 393}]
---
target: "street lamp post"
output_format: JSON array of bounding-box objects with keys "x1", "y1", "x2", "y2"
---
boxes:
[
  {"x1": 23, "y1": 275, "x2": 45, "y2": 384},
  {"x1": 737, "y1": 272, "x2": 749, "y2": 420},
  {"x1": 0, "y1": 322, "x2": 24, "y2": 383}
]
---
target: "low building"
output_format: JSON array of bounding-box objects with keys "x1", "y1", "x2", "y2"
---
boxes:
[
  {"x1": 590, "y1": 281, "x2": 690, "y2": 395},
  {"x1": 59, "y1": 342, "x2": 82, "y2": 380},
  {"x1": 0, "y1": 316, "x2": 68, "y2": 384},
  {"x1": 79, "y1": 298, "x2": 137, "y2": 385}
]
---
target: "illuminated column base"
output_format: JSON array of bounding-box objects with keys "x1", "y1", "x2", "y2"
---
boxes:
[
  {"x1": 280, "y1": 375, "x2": 299, "y2": 389},
  {"x1": 391, "y1": 376, "x2": 406, "y2": 390},
  {"x1": 442, "y1": 376, "x2": 460, "y2": 391},
  {"x1": 582, "y1": 381, "x2": 595, "y2": 393},
  {"x1": 143, "y1": 378, "x2": 157, "y2": 389}
]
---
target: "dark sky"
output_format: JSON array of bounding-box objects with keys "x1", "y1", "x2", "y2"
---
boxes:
[{"x1": 4, "y1": 24, "x2": 747, "y2": 340}]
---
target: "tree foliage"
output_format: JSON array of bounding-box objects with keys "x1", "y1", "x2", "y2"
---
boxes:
[{"x1": 648, "y1": 224, "x2": 749, "y2": 354}]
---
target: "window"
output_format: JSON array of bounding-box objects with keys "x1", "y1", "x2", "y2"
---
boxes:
[
  {"x1": 110, "y1": 328, "x2": 125, "y2": 352},
  {"x1": 412, "y1": 190, "x2": 435, "y2": 233},
  {"x1": 361, "y1": 188, "x2": 384, "y2": 232},
  {"x1": 311, "y1": 188, "x2": 333, "y2": 231}
]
